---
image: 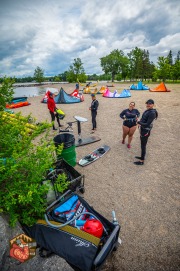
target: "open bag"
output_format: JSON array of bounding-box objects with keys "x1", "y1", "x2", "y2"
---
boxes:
[{"x1": 22, "y1": 190, "x2": 120, "y2": 271}]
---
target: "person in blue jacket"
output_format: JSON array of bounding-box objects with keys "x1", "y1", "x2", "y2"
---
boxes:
[
  {"x1": 120, "y1": 102, "x2": 140, "y2": 148},
  {"x1": 134, "y1": 99, "x2": 158, "y2": 165}
]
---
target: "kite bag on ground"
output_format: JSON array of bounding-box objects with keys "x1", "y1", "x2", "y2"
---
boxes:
[{"x1": 22, "y1": 190, "x2": 121, "y2": 271}]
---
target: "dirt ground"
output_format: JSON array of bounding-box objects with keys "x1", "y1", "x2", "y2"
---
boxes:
[{"x1": 13, "y1": 82, "x2": 180, "y2": 271}]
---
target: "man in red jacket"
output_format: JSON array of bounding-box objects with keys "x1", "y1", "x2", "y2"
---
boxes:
[{"x1": 47, "y1": 91, "x2": 61, "y2": 130}]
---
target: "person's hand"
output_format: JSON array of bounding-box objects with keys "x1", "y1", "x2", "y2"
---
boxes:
[{"x1": 89, "y1": 107, "x2": 91, "y2": 110}]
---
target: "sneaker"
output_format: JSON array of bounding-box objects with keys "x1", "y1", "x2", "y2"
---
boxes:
[
  {"x1": 127, "y1": 144, "x2": 131, "y2": 149},
  {"x1": 53, "y1": 128, "x2": 57, "y2": 130},
  {"x1": 122, "y1": 140, "x2": 125, "y2": 144},
  {"x1": 59, "y1": 124, "x2": 63, "y2": 127},
  {"x1": 134, "y1": 161, "x2": 144, "y2": 165}
]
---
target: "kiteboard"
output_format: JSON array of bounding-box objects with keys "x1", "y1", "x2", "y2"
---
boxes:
[
  {"x1": 75, "y1": 136, "x2": 101, "y2": 147},
  {"x1": 78, "y1": 145, "x2": 110, "y2": 167}
]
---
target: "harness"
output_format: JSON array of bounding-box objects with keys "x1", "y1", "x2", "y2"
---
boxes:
[
  {"x1": 124, "y1": 118, "x2": 137, "y2": 122},
  {"x1": 139, "y1": 127, "x2": 152, "y2": 137}
]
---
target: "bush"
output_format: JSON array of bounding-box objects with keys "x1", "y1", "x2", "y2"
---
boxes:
[
  {"x1": 0, "y1": 77, "x2": 14, "y2": 111},
  {"x1": 0, "y1": 112, "x2": 68, "y2": 227}
]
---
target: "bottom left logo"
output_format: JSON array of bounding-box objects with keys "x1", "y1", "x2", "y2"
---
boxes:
[{"x1": 10, "y1": 233, "x2": 36, "y2": 263}]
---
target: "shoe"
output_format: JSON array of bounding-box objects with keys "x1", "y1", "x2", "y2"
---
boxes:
[
  {"x1": 134, "y1": 161, "x2": 144, "y2": 165},
  {"x1": 122, "y1": 140, "x2": 125, "y2": 144},
  {"x1": 127, "y1": 144, "x2": 131, "y2": 149},
  {"x1": 135, "y1": 156, "x2": 142, "y2": 160},
  {"x1": 91, "y1": 130, "x2": 95, "y2": 134},
  {"x1": 53, "y1": 128, "x2": 57, "y2": 130},
  {"x1": 59, "y1": 125, "x2": 63, "y2": 127}
]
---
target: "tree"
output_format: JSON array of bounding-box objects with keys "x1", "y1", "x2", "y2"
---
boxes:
[
  {"x1": 171, "y1": 51, "x2": 180, "y2": 81},
  {"x1": 100, "y1": 49, "x2": 128, "y2": 82},
  {"x1": 34, "y1": 66, "x2": 44, "y2": 83},
  {"x1": 127, "y1": 48, "x2": 155, "y2": 81},
  {"x1": 66, "y1": 58, "x2": 87, "y2": 83},
  {"x1": 167, "y1": 50, "x2": 173, "y2": 66},
  {"x1": 0, "y1": 77, "x2": 14, "y2": 111},
  {"x1": 153, "y1": 56, "x2": 171, "y2": 82}
]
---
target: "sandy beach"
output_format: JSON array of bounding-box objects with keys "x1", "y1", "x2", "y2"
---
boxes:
[{"x1": 12, "y1": 82, "x2": 180, "y2": 271}]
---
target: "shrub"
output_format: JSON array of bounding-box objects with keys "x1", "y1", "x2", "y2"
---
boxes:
[{"x1": 0, "y1": 112, "x2": 68, "y2": 227}]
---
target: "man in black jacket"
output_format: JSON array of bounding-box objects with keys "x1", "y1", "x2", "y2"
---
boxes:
[
  {"x1": 134, "y1": 99, "x2": 158, "y2": 165},
  {"x1": 89, "y1": 94, "x2": 99, "y2": 132}
]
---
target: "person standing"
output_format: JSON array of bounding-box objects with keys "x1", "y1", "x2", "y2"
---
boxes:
[
  {"x1": 120, "y1": 102, "x2": 140, "y2": 148},
  {"x1": 134, "y1": 99, "x2": 158, "y2": 165},
  {"x1": 89, "y1": 94, "x2": 99, "y2": 132},
  {"x1": 47, "y1": 91, "x2": 62, "y2": 130}
]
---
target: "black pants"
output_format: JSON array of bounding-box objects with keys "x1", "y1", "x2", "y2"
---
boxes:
[
  {"x1": 49, "y1": 111, "x2": 60, "y2": 129},
  {"x1": 91, "y1": 111, "x2": 97, "y2": 129},
  {"x1": 140, "y1": 128, "x2": 151, "y2": 160}
]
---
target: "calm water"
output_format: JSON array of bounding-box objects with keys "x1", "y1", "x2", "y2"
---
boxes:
[{"x1": 13, "y1": 86, "x2": 59, "y2": 98}]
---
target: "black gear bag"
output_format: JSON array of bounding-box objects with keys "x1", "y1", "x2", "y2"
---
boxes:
[{"x1": 22, "y1": 191, "x2": 120, "y2": 271}]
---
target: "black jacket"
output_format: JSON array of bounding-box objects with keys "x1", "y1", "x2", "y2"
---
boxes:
[
  {"x1": 138, "y1": 109, "x2": 158, "y2": 128},
  {"x1": 91, "y1": 100, "x2": 99, "y2": 112}
]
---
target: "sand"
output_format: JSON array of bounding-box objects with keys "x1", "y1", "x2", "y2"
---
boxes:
[{"x1": 12, "y1": 82, "x2": 180, "y2": 271}]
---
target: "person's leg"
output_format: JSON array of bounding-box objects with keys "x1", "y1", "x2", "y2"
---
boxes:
[
  {"x1": 127, "y1": 125, "x2": 137, "y2": 146},
  {"x1": 122, "y1": 125, "x2": 130, "y2": 144},
  {"x1": 50, "y1": 111, "x2": 56, "y2": 130},
  {"x1": 92, "y1": 112, "x2": 96, "y2": 130},
  {"x1": 55, "y1": 114, "x2": 61, "y2": 127},
  {"x1": 94, "y1": 112, "x2": 97, "y2": 130},
  {"x1": 134, "y1": 134, "x2": 149, "y2": 165},
  {"x1": 140, "y1": 135, "x2": 149, "y2": 160}
]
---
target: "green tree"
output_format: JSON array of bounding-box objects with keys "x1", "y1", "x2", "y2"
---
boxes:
[
  {"x1": 127, "y1": 48, "x2": 154, "y2": 81},
  {"x1": 167, "y1": 50, "x2": 173, "y2": 66},
  {"x1": 100, "y1": 49, "x2": 128, "y2": 82},
  {"x1": 67, "y1": 58, "x2": 87, "y2": 83},
  {"x1": 171, "y1": 51, "x2": 180, "y2": 81},
  {"x1": 153, "y1": 56, "x2": 171, "y2": 82},
  {"x1": 34, "y1": 66, "x2": 44, "y2": 83},
  {"x1": 0, "y1": 77, "x2": 14, "y2": 111},
  {"x1": 59, "y1": 71, "x2": 68, "y2": 82}
]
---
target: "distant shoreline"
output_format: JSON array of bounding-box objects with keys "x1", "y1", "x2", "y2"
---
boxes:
[{"x1": 13, "y1": 82, "x2": 69, "y2": 88}]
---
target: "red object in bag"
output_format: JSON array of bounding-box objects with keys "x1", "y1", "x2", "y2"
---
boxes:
[{"x1": 82, "y1": 219, "x2": 103, "y2": 238}]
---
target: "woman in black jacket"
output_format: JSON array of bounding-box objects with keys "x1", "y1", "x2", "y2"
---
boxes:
[{"x1": 134, "y1": 99, "x2": 158, "y2": 165}]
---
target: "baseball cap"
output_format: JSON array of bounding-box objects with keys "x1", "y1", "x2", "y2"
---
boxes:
[
  {"x1": 146, "y1": 99, "x2": 154, "y2": 104},
  {"x1": 91, "y1": 94, "x2": 95, "y2": 97}
]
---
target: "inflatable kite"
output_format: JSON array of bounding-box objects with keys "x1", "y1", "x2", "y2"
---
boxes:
[
  {"x1": 149, "y1": 82, "x2": 171, "y2": 92},
  {"x1": 130, "y1": 81, "x2": 149, "y2": 90},
  {"x1": 6, "y1": 96, "x2": 30, "y2": 109},
  {"x1": 83, "y1": 86, "x2": 106, "y2": 94},
  {"x1": 103, "y1": 88, "x2": 131, "y2": 98},
  {"x1": 41, "y1": 88, "x2": 83, "y2": 104},
  {"x1": 70, "y1": 89, "x2": 84, "y2": 101}
]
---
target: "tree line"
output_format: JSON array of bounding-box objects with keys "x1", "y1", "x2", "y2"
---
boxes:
[{"x1": 1, "y1": 48, "x2": 179, "y2": 83}]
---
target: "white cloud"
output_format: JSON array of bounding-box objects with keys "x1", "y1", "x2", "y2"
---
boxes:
[{"x1": 0, "y1": 0, "x2": 179, "y2": 77}]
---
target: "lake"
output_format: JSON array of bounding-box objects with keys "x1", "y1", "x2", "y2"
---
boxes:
[{"x1": 13, "y1": 86, "x2": 59, "y2": 98}]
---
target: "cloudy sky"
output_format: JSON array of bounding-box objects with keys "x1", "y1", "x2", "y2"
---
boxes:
[{"x1": 0, "y1": 0, "x2": 179, "y2": 77}]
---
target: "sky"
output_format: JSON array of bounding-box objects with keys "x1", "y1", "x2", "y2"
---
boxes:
[{"x1": 0, "y1": 0, "x2": 180, "y2": 77}]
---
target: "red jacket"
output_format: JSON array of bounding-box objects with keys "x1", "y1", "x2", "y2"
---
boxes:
[{"x1": 47, "y1": 91, "x2": 56, "y2": 113}]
